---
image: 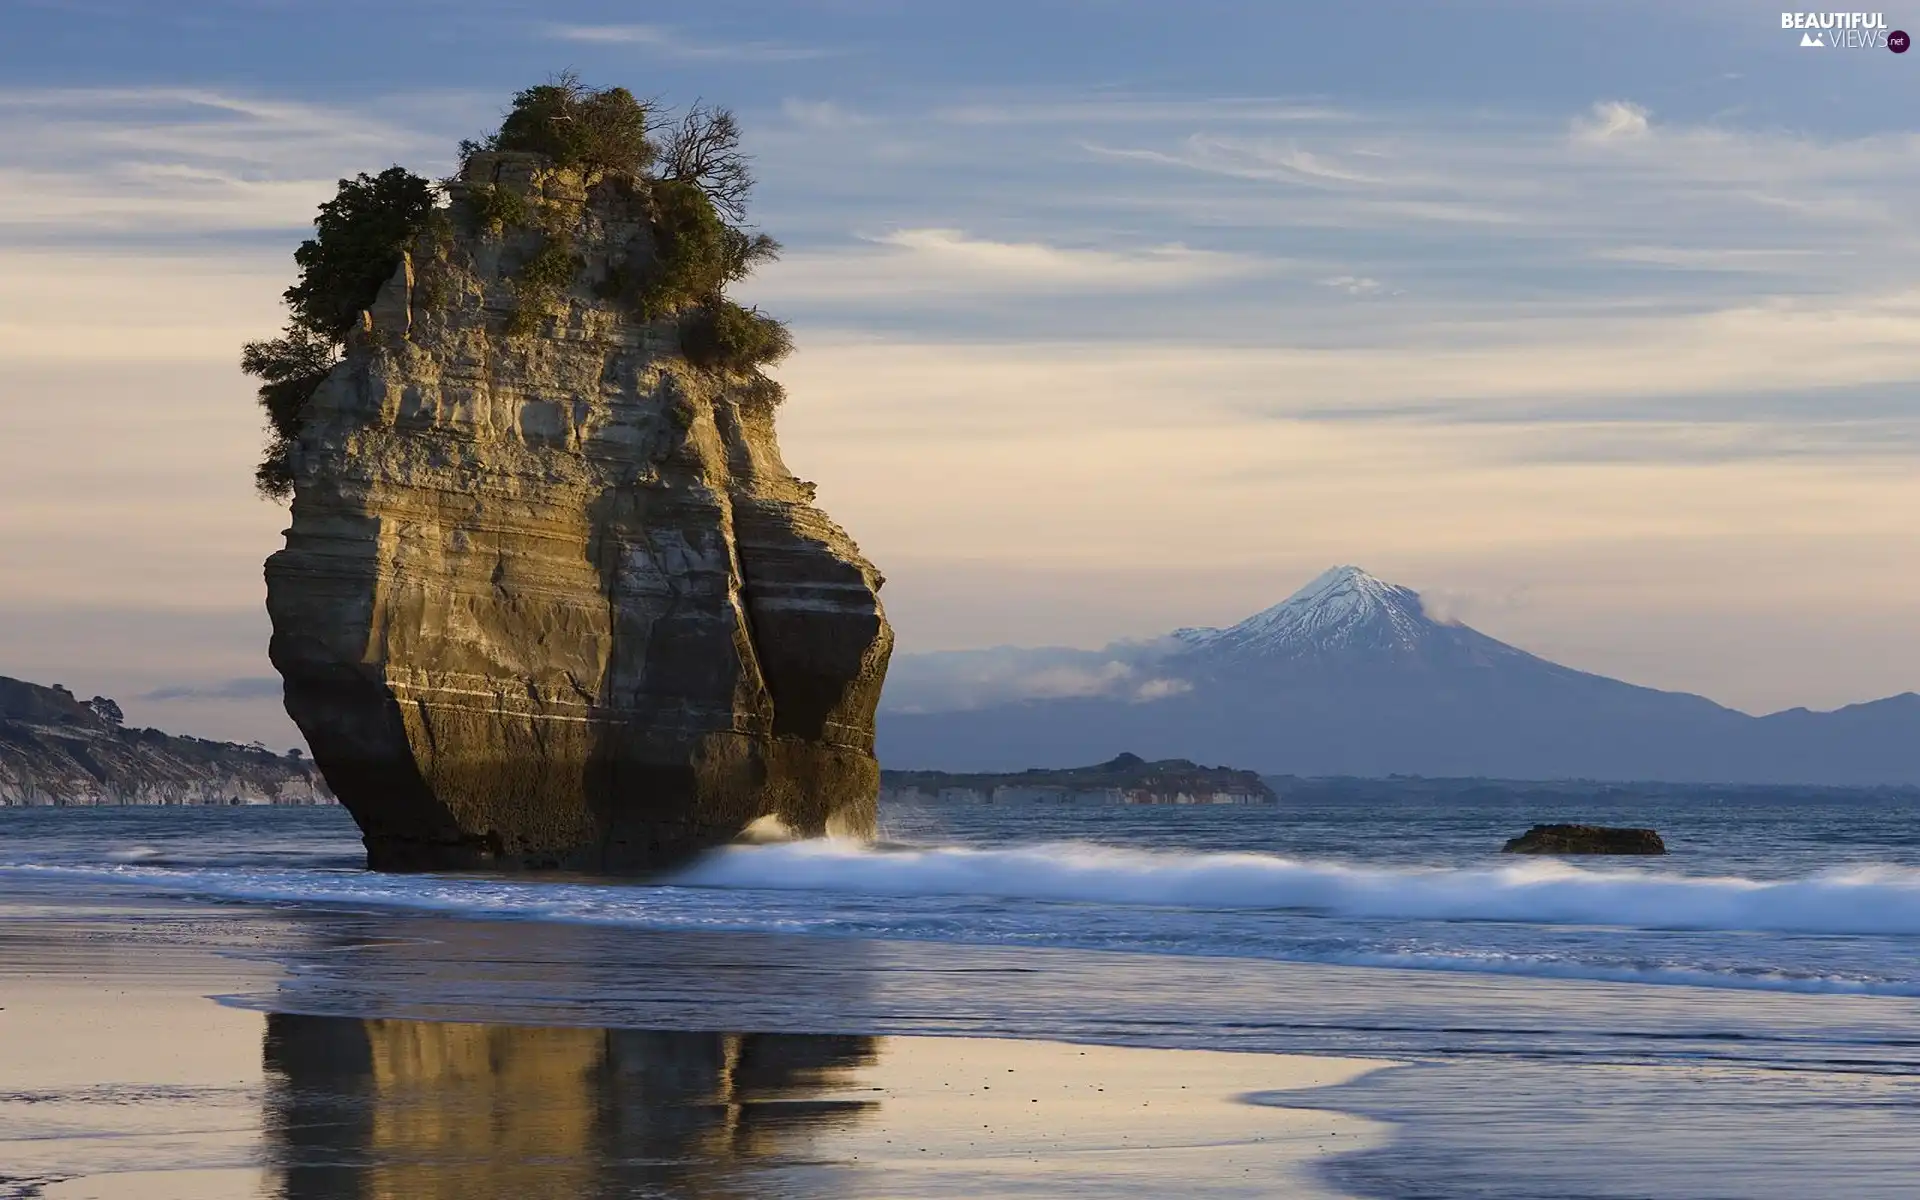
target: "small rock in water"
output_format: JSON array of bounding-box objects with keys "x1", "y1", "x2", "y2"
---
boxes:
[{"x1": 1501, "y1": 824, "x2": 1666, "y2": 855}]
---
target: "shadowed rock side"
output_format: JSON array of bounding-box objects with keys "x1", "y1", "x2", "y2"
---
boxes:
[{"x1": 265, "y1": 154, "x2": 891, "y2": 871}]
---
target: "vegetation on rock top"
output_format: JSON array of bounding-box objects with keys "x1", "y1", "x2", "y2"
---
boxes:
[
  {"x1": 479, "y1": 78, "x2": 655, "y2": 175},
  {"x1": 242, "y1": 167, "x2": 438, "y2": 498},
  {"x1": 242, "y1": 74, "x2": 790, "y2": 501}
]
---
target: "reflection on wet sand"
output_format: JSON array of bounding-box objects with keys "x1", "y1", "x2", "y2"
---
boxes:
[
  {"x1": 265, "y1": 1015, "x2": 877, "y2": 1199},
  {"x1": 261, "y1": 1013, "x2": 1389, "y2": 1199}
]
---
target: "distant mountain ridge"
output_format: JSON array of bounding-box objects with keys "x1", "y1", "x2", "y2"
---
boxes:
[
  {"x1": 878, "y1": 567, "x2": 1920, "y2": 784},
  {"x1": 0, "y1": 675, "x2": 332, "y2": 806}
]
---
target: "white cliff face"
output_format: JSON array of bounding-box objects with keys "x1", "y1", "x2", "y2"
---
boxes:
[
  {"x1": 265, "y1": 155, "x2": 892, "y2": 871},
  {"x1": 0, "y1": 677, "x2": 332, "y2": 807}
]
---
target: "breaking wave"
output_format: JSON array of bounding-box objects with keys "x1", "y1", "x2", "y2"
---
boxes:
[
  {"x1": 10, "y1": 840, "x2": 1920, "y2": 996},
  {"x1": 670, "y1": 840, "x2": 1920, "y2": 937}
]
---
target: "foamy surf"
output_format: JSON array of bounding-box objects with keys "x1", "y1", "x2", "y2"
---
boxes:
[
  {"x1": 670, "y1": 839, "x2": 1920, "y2": 937},
  {"x1": 104, "y1": 845, "x2": 169, "y2": 864},
  {"x1": 9, "y1": 839, "x2": 1920, "y2": 996}
]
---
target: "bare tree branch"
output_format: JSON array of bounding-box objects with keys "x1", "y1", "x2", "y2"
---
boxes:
[{"x1": 660, "y1": 102, "x2": 754, "y2": 223}]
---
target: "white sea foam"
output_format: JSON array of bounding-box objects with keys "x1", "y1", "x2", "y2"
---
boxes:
[
  {"x1": 669, "y1": 839, "x2": 1920, "y2": 937},
  {"x1": 104, "y1": 845, "x2": 168, "y2": 863},
  {"x1": 10, "y1": 841, "x2": 1920, "y2": 996},
  {"x1": 1304, "y1": 949, "x2": 1920, "y2": 996}
]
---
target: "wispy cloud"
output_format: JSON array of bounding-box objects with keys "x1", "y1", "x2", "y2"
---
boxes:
[
  {"x1": 1318, "y1": 274, "x2": 1396, "y2": 296},
  {"x1": 779, "y1": 99, "x2": 877, "y2": 131},
  {"x1": 0, "y1": 87, "x2": 459, "y2": 241},
  {"x1": 747, "y1": 228, "x2": 1272, "y2": 303},
  {"x1": 935, "y1": 97, "x2": 1351, "y2": 126},
  {"x1": 773, "y1": 292, "x2": 1920, "y2": 438},
  {"x1": 871, "y1": 228, "x2": 1260, "y2": 288},
  {"x1": 546, "y1": 23, "x2": 835, "y2": 62},
  {"x1": 1572, "y1": 99, "x2": 1653, "y2": 143},
  {"x1": 879, "y1": 645, "x2": 1191, "y2": 712}
]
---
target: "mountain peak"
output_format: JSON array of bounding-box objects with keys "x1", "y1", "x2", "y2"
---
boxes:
[
  {"x1": 1174, "y1": 565, "x2": 1434, "y2": 660},
  {"x1": 1287, "y1": 564, "x2": 1391, "y2": 604}
]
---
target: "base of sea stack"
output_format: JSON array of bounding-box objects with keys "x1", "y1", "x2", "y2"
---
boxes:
[
  {"x1": 348, "y1": 759, "x2": 877, "y2": 873},
  {"x1": 285, "y1": 687, "x2": 878, "y2": 872}
]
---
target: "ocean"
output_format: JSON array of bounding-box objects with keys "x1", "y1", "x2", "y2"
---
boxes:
[{"x1": 6, "y1": 793, "x2": 1920, "y2": 1197}]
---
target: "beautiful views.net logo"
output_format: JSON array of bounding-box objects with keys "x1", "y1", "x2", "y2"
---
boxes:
[{"x1": 1781, "y1": 11, "x2": 1910, "y2": 50}]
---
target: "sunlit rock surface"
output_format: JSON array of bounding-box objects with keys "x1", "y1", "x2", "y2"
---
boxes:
[{"x1": 266, "y1": 155, "x2": 891, "y2": 871}]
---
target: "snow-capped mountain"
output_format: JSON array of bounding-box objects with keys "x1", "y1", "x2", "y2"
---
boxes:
[
  {"x1": 1173, "y1": 566, "x2": 1430, "y2": 658},
  {"x1": 878, "y1": 566, "x2": 1920, "y2": 784}
]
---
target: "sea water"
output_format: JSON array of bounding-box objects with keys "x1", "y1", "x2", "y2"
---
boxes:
[
  {"x1": 10, "y1": 794, "x2": 1920, "y2": 995},
  {"x1": 5, "y1": 794, "x2": 1920, "y2": 1197}
]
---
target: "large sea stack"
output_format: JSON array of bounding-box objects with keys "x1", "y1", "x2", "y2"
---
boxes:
[{"x1": 262, "y1": 86, "x2": 892, "y2": 871}]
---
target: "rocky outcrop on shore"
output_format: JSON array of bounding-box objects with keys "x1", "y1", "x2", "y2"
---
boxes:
[
  {"x1": 0, "y1": 676, "x2": 329, "y2": 806},
  {"x1": 880, "y1": 753, "x2": 1275, "y2": 805},
  {"x1": 1501, "y1": 824, "x2": 1666, "y2": 855},
  {"x1": 265, "y1": 151, "x2": 891, "y2": 871}
]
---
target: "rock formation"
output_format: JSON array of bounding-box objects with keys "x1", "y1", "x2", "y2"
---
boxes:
[
  {"x1": 0, "y1": 676, "x2": 330, "y2": 806},
  {"x1": 1501, "y1": 824, "x2": 1666, "y2": 855},
  {"x1": 264, "y1": 151, "x2": 891, "y2": 871}
]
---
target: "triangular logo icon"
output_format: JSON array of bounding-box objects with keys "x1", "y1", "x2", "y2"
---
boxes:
[{"x1": 1800, "y1": 31, "x2": 1825, "y2": 46}]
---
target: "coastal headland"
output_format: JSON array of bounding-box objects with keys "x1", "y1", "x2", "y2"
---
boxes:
[{"x1": 880, "y1": 752, "x2": 1275, "y2": 805}]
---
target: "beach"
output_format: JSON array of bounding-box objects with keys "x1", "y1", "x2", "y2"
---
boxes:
[
  {"x1": 9, "y1": 801, "x2": 1920, "y2": 1198},
  {"x1": 2, "y1": 893, "x2": 1391, "y2": 1199}
]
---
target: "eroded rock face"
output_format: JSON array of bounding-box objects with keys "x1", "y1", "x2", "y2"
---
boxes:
[{"x1": 265, "y1": 154, "x2": 892, "y2": 871}]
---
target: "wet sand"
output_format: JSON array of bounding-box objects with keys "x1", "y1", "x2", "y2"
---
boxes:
[{"x1": 1, "y1": 905, "x2": 1394, "y2": 1199}]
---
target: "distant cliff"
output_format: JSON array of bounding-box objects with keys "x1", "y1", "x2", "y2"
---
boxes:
[
  {"x1": 0, "y1": 676, "x2": 331, "y2": 806},
  {"x1": 880, "y1": 753, "x2": 1274, "y2": 805}
]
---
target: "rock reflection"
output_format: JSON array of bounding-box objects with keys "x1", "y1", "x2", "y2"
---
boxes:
[{"x1": 264, "y1": 1013, "x2": 877, "y2": 1199}]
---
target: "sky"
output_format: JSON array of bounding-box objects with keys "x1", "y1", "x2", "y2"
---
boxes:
[{"x1": 0, "y1": 0, "x2": 1916, "y2": 747}]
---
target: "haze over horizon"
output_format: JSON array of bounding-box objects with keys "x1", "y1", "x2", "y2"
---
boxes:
[{"x1": 1, "y1": 1, "x2": 1916, "y2": 748}]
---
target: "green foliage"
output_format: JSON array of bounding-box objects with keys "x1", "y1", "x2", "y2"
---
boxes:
[
  {"x1": 491, "y1": 74, "x2": 655, "y2": 175},
  {"x1": 628, "y1": 179, "x2": 780, "y2": 319},
  {"x1": 283, "y1": 166, "x2": 438, "y2": 340},
  {"x1": 681, "y1": 299, "x2": 793, "y2": 372},
  {"x1": 517, "y1": 234, "x2": 580, "y2": 295},
  {"x1": 507, "y1": 234, "x2": 582, "y2": 336},
  {"x1": 243, "y1": 166, "x2": 434, "y2": 500},
  {"x1": 240, "y1": 326, "x2": 337, "y2": 499},
  {"x1": 742, "y1": 371, "x2": 787, "y2": 408},
  {"x1": 413, "y1": 262, "x2": 452, "y2": 312},
  {"x1": 246, "y1": 79, "x2": 792, "y2": 504},
  {"x1": 464, "y1": 181, "x2": 529, "y2": 236}
]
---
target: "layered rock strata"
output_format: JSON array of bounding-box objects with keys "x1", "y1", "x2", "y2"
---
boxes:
[{"x1": 265, "y1": 154, "x2": 891, "y2": 870}]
